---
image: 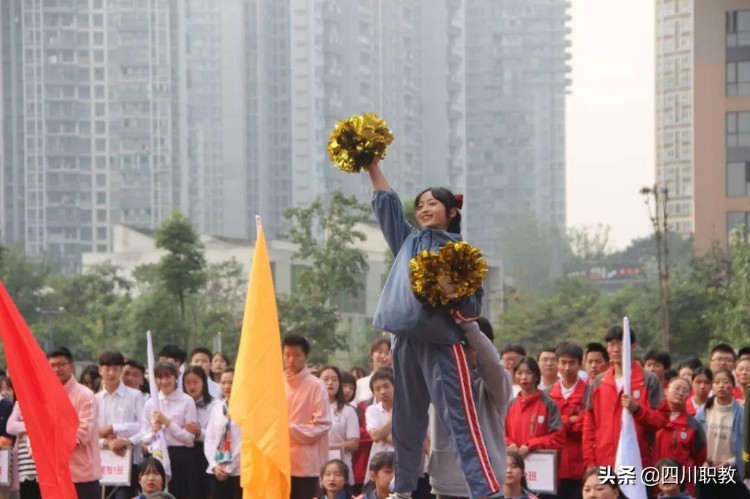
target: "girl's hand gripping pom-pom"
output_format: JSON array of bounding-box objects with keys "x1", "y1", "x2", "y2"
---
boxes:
[
  {"x1": 327, "y1": 113, "x2": 394, "y2": 173},
  {"x1": 409, "y1": 241, "x2": 488, "y2": 307}
]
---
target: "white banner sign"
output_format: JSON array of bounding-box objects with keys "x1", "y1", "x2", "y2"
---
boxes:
[
  {"x1": 524, "y1": 450, "x2": 557, "y2": 494},
  {"x1": 0, "y1": 448, "x2": 9, "y2": 486},
  {"x1": 100, "y1": 446, "x2": 132, "y2": 486}
]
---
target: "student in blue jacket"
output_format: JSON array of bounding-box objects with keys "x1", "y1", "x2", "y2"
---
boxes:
[
  {"x1": 695, "y1": 368, "x2": 750, "y2": 498},
  {"x1": 366, "y1": 160, "x2": 501, "y2": 499}
]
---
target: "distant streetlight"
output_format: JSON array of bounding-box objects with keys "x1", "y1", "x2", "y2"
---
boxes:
[{"x1": 640, "y1": 184, "x2": 670, "y2": 351}]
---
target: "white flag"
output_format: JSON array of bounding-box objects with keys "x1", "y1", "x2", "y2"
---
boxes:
[
  {"x1": 146, "y1": 330, "x2": 172, "y2": 478},
  {"x1": 614, "y1": 317, "x2": 648, "y2": 499}
]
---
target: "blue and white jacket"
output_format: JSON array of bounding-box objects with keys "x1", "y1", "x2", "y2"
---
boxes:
[{"x1": 695, "y1": 397, "x2": 745, "y2": 480}]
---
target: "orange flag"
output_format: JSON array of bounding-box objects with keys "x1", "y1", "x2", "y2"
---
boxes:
[
  {"x1": 228, "y1": 216, "x2": 291, "y2": 498},
  {"x1": 0, "y1": 281, "x2": 78, "y2": 498}
]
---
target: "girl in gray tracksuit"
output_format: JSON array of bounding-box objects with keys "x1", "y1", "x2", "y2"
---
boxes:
[
  {"x1": 367, "y1": 162, "x2": 501, "y2": 499},
  {"x1": 428, "y1": 319, "x2": 513, "y2": 499}
]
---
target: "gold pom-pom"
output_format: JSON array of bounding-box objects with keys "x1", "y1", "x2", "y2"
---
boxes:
[
  {"x1": 327, "y1": 113, "x2": 394, "y2": 173},
  {"x1": 409, "y1": 241, "x2": 489, "y2": 307},
  {"x1": 439, "y1": 241, "x2": 489, "y2": 299},
  {"x1": 409, "y1": 249, "x2": 446, "y2": 307}
]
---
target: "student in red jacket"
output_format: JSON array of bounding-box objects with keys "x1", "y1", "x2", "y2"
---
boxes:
[
  {"x1": 506, "y1": 357, "x2": 565, "y2": 459},
  {"x1": 582, "y1": 325, "x2": 665, "y2": 469},
  {"x1": 548, "y1": 343, "x2": 587, "y2": 499},
  {"x1": 733, "y1": 357, "x2": 750, "y2": 403},
  {"x1": 653, "y1": 376, "x2": 706, "y2": 497}
]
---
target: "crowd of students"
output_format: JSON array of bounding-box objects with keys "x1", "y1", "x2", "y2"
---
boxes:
[
  {"x1": 283, "y1": 322, "x2": 750, "y2": 499},
  {"x1": 0, "y1": 321, "x2": 749, "y2": 499},
  {"x1": 0, "y1": 345, "x2": 238, "y2": 499}
]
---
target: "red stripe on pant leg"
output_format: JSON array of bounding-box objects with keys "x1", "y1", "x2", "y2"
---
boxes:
[
  {"x1": 452, "y1": 345, "x2": 498, "y2": 491},
  {"x1": 455, "y1": 345, "x2": 500, "y2": 492},
  {"x1": 451, "y1": 345, "x2": 500, "y2": 492}
]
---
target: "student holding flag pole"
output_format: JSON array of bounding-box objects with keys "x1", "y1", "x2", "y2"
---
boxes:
[{"x1": 583, "y1": 320, "x2": 665, "y2": 499}]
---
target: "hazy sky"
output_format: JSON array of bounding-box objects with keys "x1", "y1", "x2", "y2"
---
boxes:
[{"x1": 566, "y1": 0, "x2": 655, "y2": 249}]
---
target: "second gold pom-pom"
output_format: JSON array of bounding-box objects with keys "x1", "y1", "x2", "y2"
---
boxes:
[
  {"x1": 409, "y1": 241, "x2": 488, "y2": 307},
  {"x1": 327, "y1": 113, "x2": 394, "y2": 173}
]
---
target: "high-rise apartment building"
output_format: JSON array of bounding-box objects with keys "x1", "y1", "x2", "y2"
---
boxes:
[
  {"x1": 247, "y1": 0, "x2": 466, "y2": 241},
  {"x1": 656, "y1": 0, "x2": 750, "y2": 252},
  {"x1": 1, "y1": 1, "x2": 25, "y2": 247},
  {"x1": 0, "y1": 0, "x2": 246, "y2": 270},
  {"x1": 464, "y1": 0, "x2": 571, "y2": 257},
  {"x1": 0, "y1": 0, "x2": 176, "y2": 272}
]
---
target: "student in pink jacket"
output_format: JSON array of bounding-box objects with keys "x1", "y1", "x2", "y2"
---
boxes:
[
  {"x1": 48, "y1": 347, "x2": 102, "y2": 499},
  {"x1": 283, "y1": 335, "x2": 332, "y2": 499}
]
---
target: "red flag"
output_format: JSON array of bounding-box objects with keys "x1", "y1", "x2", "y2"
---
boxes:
[{"x1": 0, "y1": 281, "x2": 78, "y2": 498}]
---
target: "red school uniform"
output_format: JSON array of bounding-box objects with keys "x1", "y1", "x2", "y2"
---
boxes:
[
  {"x1": 505, "y1": 390, "x2": 565, "y2": 453},
  {"x1": 653, "y1": 410, "x2": 706, "y2": 496},
  {"x1": 548, "y1": 378, "x2": 588, "y2": 481},
  {"x1": 733, "y1": 383, "x2": 748, "y2": 403},
  {"x1": 582, "y1": 362, "x2": 666, "y2": 469}
]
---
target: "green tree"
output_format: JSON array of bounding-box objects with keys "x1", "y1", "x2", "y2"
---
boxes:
[
  {"x1": 278, "y1": 191, "x2": 370, "y2": 362},
  {"x1": 125, "y1": 287, "x2": 189, "y2": 361},
  {"x1": 189, "y1": 259, "x2": 246, "y2": 353},
  {"x1": 0, "y1": 243, "x2": 49, "y2": 321},
  {"x1": 707, "y1": 232, "x2": 750, "y2": 347},
  {"x1": 154, "y1": 212, "x2": 207, "y2": 321},
  {"x1": 497, "y1": 277, "x2": 612, "y2": 349},
  {"x1": 43, "y1": 262, "x2": 132, "y2": 358}
]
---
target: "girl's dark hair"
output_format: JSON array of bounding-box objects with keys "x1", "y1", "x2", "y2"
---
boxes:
[
  {"x1": 581, "y1": 466, "x2": 621, "y2": 494},
  {"x1": 317, "y1": 459, "x2": 353, "y2": 499},
  {"x1": 516, "y1": 357, "x2": 542, "y2": 387},
  {"x1": 340, "y1": 370, "x2": 357, "y2": 402},
  {"x1": 507, "y1": 450, "x2": 530, "y2": 490},
  {"x1": 182, "y1": 365, "x2": 213, "y2": 406},
  {"x1": 680, "y1": 356, "x2": 703, "y2": 371},
  {"x1": 655, "y1": 458, "x2": 686, "y2": 492},
  {"x1": 361, "y1": 451, "x2": 395, "y2": 495},
  {"x1": 79, "y1": 364, "x2": 101, "y2": 392},
  {"x1": 137, "y1": 457, "x2": 167, "y2": 492},
  {"x1": 692, "y1": 366, "x2": 713, "y2": 383},
  {"x1": 713, "y1": 368, "x2": 736, "y2": 386},
  {"x1": 211, "y1": 352, "x2": 231, "y2": 382},
  {"x1": 0, "y1": 375, "x2": 13, "y2": 391},
  {"x1": 705, "y1": 368, "x2": 736, "y2": 410},
  {"x1": 413, "y1": 187, "x2": 462, "y2": 233},
  {"x1": 153, "y1": 361, "x2": 179, "y2": 380},
  {"x1": 319, "y1": 366, "x2": 346, "y2": 412},
  {"x1": 349, "y1": 366, "x2": 366, "y2": 379}
]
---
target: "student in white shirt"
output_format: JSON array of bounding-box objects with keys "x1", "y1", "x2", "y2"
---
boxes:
[
  {"x1": 157, "y1": 344, "x2": 187, "y2": 393},
  {"x1": 204, "y1": 367, "x2": 242, "y2": 499},
  {"x1": 96, "y1": 351, "x2": 145, "y2": 499},
  {"x1": 142, "y1": 361, "x2": 197, "y2": 499},
  {"x1": 319, "y1": 366, "x2": 360, "y2": 483},
  {"x1": 356, "y1": 339, "x2": 392, "y2": 403},
  {"x1": 365, "y1": 369, "x2": 395, "y2": 476},
  {"x1": 182, "y1": 366, "x2": 219, "y2": 499},
  {"x1": 188, "y1": 347, "x2": 222, "y2": 399},
  {"x1": 122, "y1": 358, "x2": 150, "y2": 401}
]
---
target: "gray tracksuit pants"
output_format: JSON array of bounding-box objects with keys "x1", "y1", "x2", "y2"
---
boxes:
[{"x1": 391, "y1": 335, "x2": 500, "y2": 497}]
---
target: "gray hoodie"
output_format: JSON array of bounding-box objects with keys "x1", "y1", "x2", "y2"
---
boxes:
[{"x1": 427, "y1": 321, "x2": 512, "y2": 497}]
